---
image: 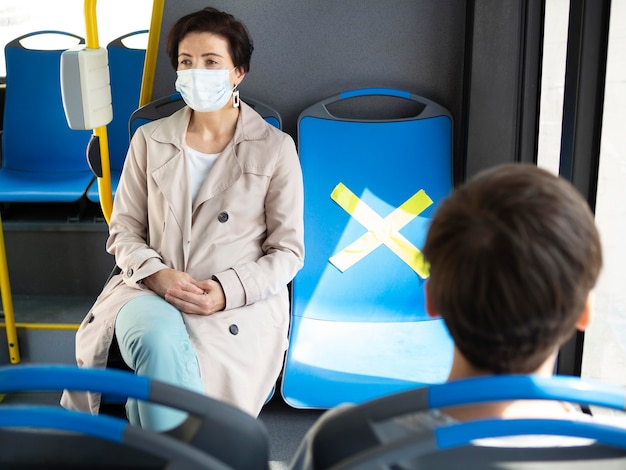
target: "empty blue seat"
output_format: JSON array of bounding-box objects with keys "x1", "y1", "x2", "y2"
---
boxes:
[
  {"x1": 282, "y1": 88, "x2": 454, "y2": 409},
  {"x1": 87, "y1": 30, "x2": 148, "y2": 203},
  {"x1": 0, "y1": 31, "x2": 93, "y2": 202}
]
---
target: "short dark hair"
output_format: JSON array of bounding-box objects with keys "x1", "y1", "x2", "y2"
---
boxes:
[
  {"x1": 423, "y1": 163, "x2": 602, "y2": 374},
  {"x1": 166, "y1": 7, "x2": 254, "y2": 72}
]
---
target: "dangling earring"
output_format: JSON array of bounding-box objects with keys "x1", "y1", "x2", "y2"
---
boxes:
[{"x1": 232, "y1": 85, "x2": 240, "y2": 108}]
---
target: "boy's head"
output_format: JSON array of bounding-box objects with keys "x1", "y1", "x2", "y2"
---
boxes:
[{"x1": 423, "y1": 163, "x2": 602, "y2": 374}]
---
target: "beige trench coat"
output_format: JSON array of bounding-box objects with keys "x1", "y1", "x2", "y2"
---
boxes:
[{"x1": 61, "y1": 103, "x2": 304, "y2": 417}]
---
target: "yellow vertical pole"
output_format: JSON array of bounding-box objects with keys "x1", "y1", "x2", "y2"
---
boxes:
[
  {"x1": 139, "y1": 0, "x2": 164, "y2": 107},
  {"x1": 0, "y1": 215, "x2": 20, "y2": 364},
  {"x1": 84, "y1": 0, "x2": 113, "y2": 224}
]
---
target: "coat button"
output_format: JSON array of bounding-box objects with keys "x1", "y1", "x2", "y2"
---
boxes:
[
  {"x1": 126, "y1": 269, "x2": 134, "y2": 277},
  {"x1": 218, "y1": 212, "x2": 229, "y2": 223},
  {"x1": 229, "y1": 324, "x2": 239, "y2": 335}
]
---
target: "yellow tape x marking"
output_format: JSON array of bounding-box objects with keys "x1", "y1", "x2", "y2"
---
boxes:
[{"x1": 329, "y1": 183, "x2": 432, "y2": 278}]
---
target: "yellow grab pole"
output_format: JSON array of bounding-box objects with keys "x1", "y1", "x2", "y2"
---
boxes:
[
  {"x1": 139, "y1": 0, "x2": 165, "y2": 106},
  {"x1": 0, "y1": 215, "x2": 20, "y2": 363},
  {"x1": 85, "y1": 0, "x2": 113, "y2": 224}
]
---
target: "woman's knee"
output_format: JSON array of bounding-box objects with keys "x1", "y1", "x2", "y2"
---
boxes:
[{"x1": 115, "y1": 296, "x2": 186, "y2": 354}]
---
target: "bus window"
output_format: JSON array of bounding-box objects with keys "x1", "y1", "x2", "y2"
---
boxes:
[
  {"x1": 0, "y1": 0, "x2": 152, "y2": 79},
  {"x1": 538, "y1": 0, "x2": 626, "y2": 394},
  {"x1": 581, "y1": 1, "x2": 626, "y2": 390},
  {"x1": 537, "y1": 0, "x2": 569, "y2": 176}
]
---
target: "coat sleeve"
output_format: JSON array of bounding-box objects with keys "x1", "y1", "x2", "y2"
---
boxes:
[
  {"x1": 214, "y1": 132, "x2": 305, "y2": 309},
  {"x1": 106, "y1": 126, "x2": 169, "y2": 287}
]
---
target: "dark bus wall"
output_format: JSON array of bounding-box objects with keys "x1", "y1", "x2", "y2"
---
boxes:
[{"x1": 154, "y1": 0, "x2": 545, "y2": 185}]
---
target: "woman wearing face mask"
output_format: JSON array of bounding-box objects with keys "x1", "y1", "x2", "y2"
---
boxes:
[{"x1": 61, "y1": 7, "x2": 304, "y2": 430}]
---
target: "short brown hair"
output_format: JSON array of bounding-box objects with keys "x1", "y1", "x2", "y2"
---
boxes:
[
  {"x1": 166, "y1": 7, "x2": 254, "y2": 72},
  {"x1": 423, "y1": 163, "x2": 602, "y2": 374}
]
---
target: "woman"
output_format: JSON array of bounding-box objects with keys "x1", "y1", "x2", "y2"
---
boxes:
[{"x1": 61, "y1": 7, "x2": 304, "y2": 430}]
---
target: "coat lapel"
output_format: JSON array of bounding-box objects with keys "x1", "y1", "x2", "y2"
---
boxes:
[
  {"x1": 148, "y1": 108, "x2": 193, "y2": 265},
  {"x1": 192, "y1": 103, "x2": 269, "y2": 212}
]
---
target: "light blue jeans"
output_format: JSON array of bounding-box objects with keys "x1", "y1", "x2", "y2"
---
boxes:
[{"x1": 115, "y1": 295, "x2": 204, "y2": 431}]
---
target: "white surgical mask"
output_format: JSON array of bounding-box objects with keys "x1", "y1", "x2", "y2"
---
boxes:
[{"x1": 175, "y1": 68, "x2": 236, "y2": 112}]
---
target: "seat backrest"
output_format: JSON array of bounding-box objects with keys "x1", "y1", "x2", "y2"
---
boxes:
[
  {"x1": 107, "y1": 30, "x2": 148, "y2": 172},
  {"x1": 0, "y1": 406, "x2": 228, "y2": 470},
  {"x1": 303, "y1": 375, "x2": 626, "y2": 470},
  {"x1": 128, "y1": 92, "x2": 282, "y2": 139},
  {"x1": 0, "y1": 364, "x2": 270, "y2": 470},
  {"x1": 282, "y1": 88, "x2": 454, "y2": 409},
  {"x1": 294, "y1": 87, "x2": 452, "y2": 323},
  {"x1": 2, "y1": 31, "x2": 92, "y2": 173}
]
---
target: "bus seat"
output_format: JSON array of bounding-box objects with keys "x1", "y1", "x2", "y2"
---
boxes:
[
  {"x1": 0, "y1": 31, "x2": 94, "y2": 203},
  {"x1": 87, "y1": 30, "x2": 148, "y2": 203},
  {"x1": 0, "y1": 364, "x2": 270, "y2": 469},
  {"x1": 292, "y1": 375, "x2": 626, "y2": 470},
  {"x1": 127, "y1": 93, "x2": 186, "y2": 140},
  {"x1": 281, "y1": 88, "x2": 454, "y2": 409},
  {"x1": 128, "y1": 92, "x2": 282, "y2": 140},
  {"x1": 0, "y1": 407, "x2": 226, "y2": 469}
]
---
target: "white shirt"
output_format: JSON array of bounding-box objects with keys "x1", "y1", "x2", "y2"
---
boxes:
[{"x1": 186, "y1": 145, "x2": 221, "y2": 203}]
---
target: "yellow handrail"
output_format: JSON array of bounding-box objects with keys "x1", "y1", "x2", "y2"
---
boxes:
[
  {"x1": 84, "y1": 0, "x2": 113, "y2": 224},
  {"x1": 0, "y1": 322, "x2": 79, "y2": 331},
  {"x1": 83, "y1": 0, "x2": 163, "y2": 222},
  {"x1": 140, "y1": 0, "x2": 165, "y2": 106},
  {"x1": 0, "y1": 215, "x2": 20, "y2": 363}
]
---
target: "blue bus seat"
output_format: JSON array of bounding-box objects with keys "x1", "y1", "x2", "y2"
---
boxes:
[
  {"x1": 0, "y1": 31, "x2": 94, "y2": 203},
  {"x1": 0, "y1": 364, "x2": 269, "y2": 469},
  {"x1": 0, "y1": 407, "x2": 226, "y2": 469},
  {"x1": 294, "y1": 375, "x2": 626, "y2": 470},
  {"x1": 281, "y1": 88, "x2": 454, "y2": 409},
  {"x1": 87, "y1": 31, "x2": 148, "y2": 203}
]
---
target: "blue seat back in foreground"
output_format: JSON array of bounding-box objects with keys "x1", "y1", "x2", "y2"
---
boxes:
[
  {"x1": 0, "y1": 364, "x2": 269, "y2": 469},
  {"x1": 0, "y1": 407, "x2": 226, "y2": 469},
  {"x1": 0, "y1": 31, "x2": 93, "y2": 202},
  {"x1": 282, "y1": 88, "x2": 454, "y2": 409},
  {"x1": 87, "y1": 30, "x2": 148, "y2": 202},
  {"x1": 298, "y1": 375, "x2": 626, "y2": 470}
]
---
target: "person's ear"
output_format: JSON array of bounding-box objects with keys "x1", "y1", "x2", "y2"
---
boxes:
[
  {"x1": 576, "y1": 290, "x2": 594, "y2": 331},
  {"x1": 425, "y1": 280, "x2": 439, "y2": 319},
  {"x1": 234, "y1": 66, "x2": 245, "y2": 85}
]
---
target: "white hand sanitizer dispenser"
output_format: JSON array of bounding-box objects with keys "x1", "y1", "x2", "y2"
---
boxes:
[{"x1": 60, "y1": 46, "x2": 113, "y2": 130}]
